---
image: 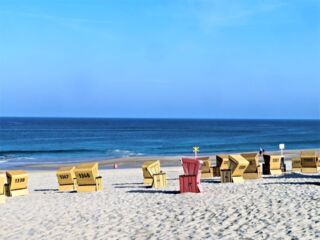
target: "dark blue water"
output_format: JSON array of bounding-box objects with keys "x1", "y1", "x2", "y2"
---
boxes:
[{"x1": 0, "y1": 117, "x2": 319, "y2": 168}]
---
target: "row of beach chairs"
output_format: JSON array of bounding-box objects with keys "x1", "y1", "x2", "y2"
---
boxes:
[
  {"x1": 1, "y1": 151, "x2": 318, "y2": 203},
  {"x1": 142, "y1": 150, "x2": 320, "y2": 193}
]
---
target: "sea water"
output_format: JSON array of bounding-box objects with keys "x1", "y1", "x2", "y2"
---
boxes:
[{"x1": 0, "y1": 117, "x2": 319, "y2": 168}]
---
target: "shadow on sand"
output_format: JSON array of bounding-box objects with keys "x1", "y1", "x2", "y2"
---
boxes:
[
  {"x1": 262, "y1": 181, "x2": 320, "y2": 186},
  {"x1": 263, "y1": 172, "x2": 320, "y2": 179},
  {"x1": 34, "y1": 189, "x2": 77, "y2": 193},
  {"x1": 127, "y1": 189, "x2": 180, "y2": 195}
]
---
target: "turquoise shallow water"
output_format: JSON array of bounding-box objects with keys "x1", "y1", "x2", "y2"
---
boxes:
[{"x1": 0, "y1": 117, "x2": 319, "y2": 168}]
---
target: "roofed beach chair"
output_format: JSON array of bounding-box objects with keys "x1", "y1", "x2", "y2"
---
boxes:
[
  {"x1": 0, "y1": 173, "x2": 5, "y2": 203},
  {"x1": 262, "y1": 154, "x2": 283, "y2": 175},
  {"x1": 291, "y1": 157, "x2": 301, "y2": 172},
  {"x1": 225, "y1": 155, "x2": 249, "y2": 183},
  {"x1": 216, "y1": 154, "x2": 229, "y2": 176},
  {"x1": 241, "y1": 153, "x2": 261, "y2": 179},
  {"x1": 300, "y1": 151, "x2": 320, "y2": 173},
  {"x1": 56, "y1": 166, "x2": 77, "y2": 191},
  {"x1": 142, "y1": 160, "x2": 167, "y2": 188},
  {"x1": 74, "y1": 162, "x2": 103, "y2": 192},
  {"x1": 179, "y1": 157, "x2": 203, "y2": 193},
  {"x1": 5, "y1": 170, "x2": 29, "y2": 197},
  {"x1": 199, "y1": 156, "x2": 213, "y2": 179}
]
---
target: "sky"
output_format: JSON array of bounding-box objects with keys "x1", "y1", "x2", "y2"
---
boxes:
[{"x1": 0, "y1": 0, "x2": 319, "y2": 119}]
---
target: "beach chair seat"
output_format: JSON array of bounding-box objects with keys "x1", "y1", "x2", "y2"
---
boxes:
[
  {"x1": 241, "y1": 153, "x2": 261, "y2": 180},
  {"x1": 180, "y1": 158, "x2": 203, "y2": 193},
  {"x1": 227, "y1": 155, "x2": 249, "y2": 183},
  {"x1": 220, "y1": 169, "x2": 232, "y2": 183},
  {"x1": 74, "y1": 162, "x2": 103, "y2": 192},
  {"x1": 262, "y1": 154, "x2": 283, "y2": 175},
  {"x1": 5, "y1": 170, "x2": 29, "y2": 197},
  {"x1": 300, "y1": 151, "x2": 320, "y2": 173},
  {"x1": 56, "y1": 166, "x2": 77, "y2": 191},
  {"x1": 291, "y1": 157, "x2": 301, "y2": 172},
  {"x1": 216, "y1": 154, "x2": 229, "y2": 176},
  {"x1": 0, "y1": 173, "x2": 5, "y2": 203},
  {"x1": 152, "y1": 172, "x2": 167, "y2": 189},
  {"x1": 199, "y1": 157, "x2": 213, "y2": 179}
]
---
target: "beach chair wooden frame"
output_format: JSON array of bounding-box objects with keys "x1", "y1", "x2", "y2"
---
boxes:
[
  {"x1": 241, "y1": 153, "x2": 261, "y2": 179},
  {"x1": 180, "y1": 157, "x2": 203, "y2": 193},
  {"x1": 228, "y1": 155, "x2": 249, "y2": 183},
  {"x1": 74, "y1": 162, "x2": 103, "y2": 192},
  {"x1": 199, "y1": 157, "x2": 213, "y2": 179},
  {"x1": 5, "y1": 170, "x2": 29, "y2": 197},
  {"x1": 291, "y1": 157, "x2": 301, "y2": 172},
  {"x1": 56, "y1": 166, "x2": 77, "y2": 191},
  {"x1": 0, "y1": 173, "x2": 5, "y2": 203},
  {"x1": 300, "y1": 151, "x2": 320, "y2": 173},
  {"x1": 263, "y1": 154, "x2": 282, "y2": 175}
]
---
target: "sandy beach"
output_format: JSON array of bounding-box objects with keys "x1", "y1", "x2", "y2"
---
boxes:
[{"x1": 1, "y1": 155, "x2": 320, "y2": 240}]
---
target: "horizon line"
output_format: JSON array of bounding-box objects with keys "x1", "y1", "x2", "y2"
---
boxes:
[{"x1": 0, "y1": 115, "x2": 319, "y2": 121}]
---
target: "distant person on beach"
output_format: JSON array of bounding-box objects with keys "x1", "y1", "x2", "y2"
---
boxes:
[{"x1": 259, "y1": 147, "x2": 264, "y2": 156}]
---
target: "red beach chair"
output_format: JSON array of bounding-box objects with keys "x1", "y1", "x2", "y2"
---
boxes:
[{"x1": 179, "y1": 157, "x2": 203, "y2": 193}]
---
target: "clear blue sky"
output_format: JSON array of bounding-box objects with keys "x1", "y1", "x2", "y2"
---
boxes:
[{"x1": 0, "y1": 0, "x2": 319, "y2": 119}]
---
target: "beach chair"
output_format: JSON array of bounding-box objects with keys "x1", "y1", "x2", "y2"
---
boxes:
[
  {"x1": 216, "y1": 154, "x2": 229, "y2": 176},
  {"x1": 227, "y1": 155, "x2": 249, "y2": 183},
  {"x1": 262, "y1": 154, "x2": 282, "y2": 175},
  {"x1": 5, "y1": 170, "x2": 29, "y2": 197},
  {"x1": 0, "y1": 173, "x2": 5, "y2": 203},
  {"x1": 241, "y1": 153, "x2": 261, "y2": 179},
  {"x1": 142, "y1": 160, "x2": 167, "y2": 188},
  {"x1": 179, "y1": 157, "x2": 203, "y2": 193},
  {"x1": 291, "y1": 157, "x2": 301, "y2": 172},
  {"x1": 74, "y1": 162, "x2": 103, "y2": 192},
  {"x1": 300, "y1": 151, "x2": 320, "y2": 173},
  {"x1": 56, "y1": 166, "x2": 77, "y2": 191},
  {"x1": 199, "y1": 156, "x2": 213, "y2": 179}
]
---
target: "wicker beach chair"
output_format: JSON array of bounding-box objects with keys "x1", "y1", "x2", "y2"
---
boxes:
[
  {"x1": 5, "y1": 170, "x2": 29, "y2": 197},
  {"x1": 216, "y1": 154, "x2": 229, "y2": 176},
  {"x1": 142, "y1": 160, "x2": 167, "y2": 188},
  {"x1": 199, "y1": 156, "x2": 213, "y2": 179},
  {"x1": 0, "y1": 173, "x2": 5, "y2": 203},
  {"x1": 74, "y1": 162, "x2": 103, "y2": 192},
  {"x1": 225, "y1": 155, "x2": 249, "y2": 183},
  {"x1": 56, "y1": 166, "x2": 77, "y2": 191},
  {"x1": 300, "y1": 151, "x2": 320, "y2": 173},
  {"x1": 241, "y1": 153, "x2": 261, "y2": 179},
  {"x1": 180, "y1": 157, "x2": 203, "y2": 193},
  {"x1": 262, "y1": 154, "x2": 283, "y2": 175}
]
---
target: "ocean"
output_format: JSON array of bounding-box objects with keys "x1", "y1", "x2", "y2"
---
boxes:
[{"x1": 0, "y1": 117, "x2": 319, "y2": 168}]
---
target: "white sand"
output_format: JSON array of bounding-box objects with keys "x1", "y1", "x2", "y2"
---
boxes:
[{"x1": 1, "y1": 166, "x2": 320, "y2": 240}]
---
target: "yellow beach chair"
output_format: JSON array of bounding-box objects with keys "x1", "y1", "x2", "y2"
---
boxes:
[
  {"x1": 263, "y1": 154, "x2": 282, "y2": 175},
  {"x1": 301, "y1": 151, "x2": 320, "y2": 173},
  {"x1": 216, "y1": 154, "x2": 229, "y2": 174},
  {"x1": 5, "y1": 170, "x2": 29, "y2": 197},
  {"x1": 199, "y1": 157, "x2": 213, "y2": 179},
  {"x1": 74, "y1": 162, "x2": 103, "y2": 192},
  {"x1": 56, "y1": 166, "x2": 77, "y2": 191},
  {"x1": 241, "y1": 153, "x2": 261, "y2": 179},
  {"x1": 291, "y1": 157, "x2": 301, "y2": 172},
  {"x1": 228, "y1": 155, "x2": 249, "y2": 183},
  {"x1": 0, "y1": 173, "x2": 5, "y2": 203},
  {"x1": 142, "y1": 160, "x2": 167, "y2": 188}
]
